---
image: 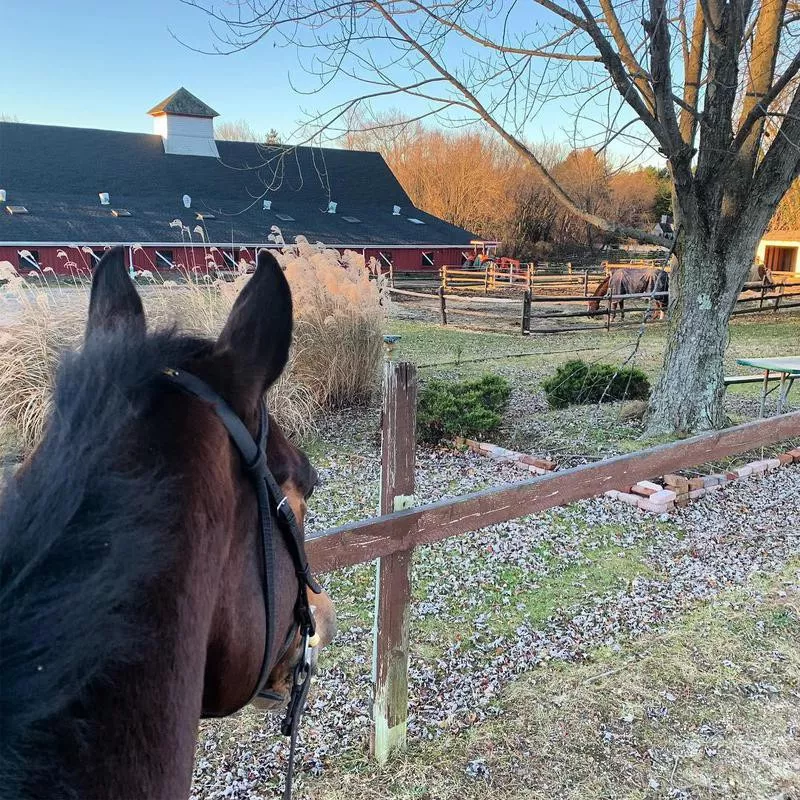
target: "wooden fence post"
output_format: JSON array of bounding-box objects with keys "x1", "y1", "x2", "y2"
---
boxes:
[
  {"x1": 606, "y1": 291, "x2": 612, "y2": 330},
  {"x1": 441, "y1": 265, "x2": 448, "y2": 292},
  {"x1": 759, "y1": 274, "x2": 768, "y2": 309},
  {"x1": 371, "y1": 362, "x2": 417, "y2": 765},
  {"x1": 583, "y1": 270, "x2": 589, "y2": 297},
  {"x1": 438, "y1": 285, "x2": 448, "y2": 325},
  {"x1": 521, "y1": 289, "x2": 531, "y2": 335},
  {"x1": 484, "y1": 265, "x2": 490, "y2": 294}
]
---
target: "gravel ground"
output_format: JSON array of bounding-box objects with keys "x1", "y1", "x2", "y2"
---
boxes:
[{"x1": 190, "y1": 411, "x2": 800, "y2": 799}]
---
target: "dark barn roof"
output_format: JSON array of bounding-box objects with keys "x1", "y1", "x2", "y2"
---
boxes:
[{"x1": 0, "y1": 122, "x2": 474, "y2": 248}]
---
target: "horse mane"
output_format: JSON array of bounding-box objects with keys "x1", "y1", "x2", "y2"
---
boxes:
[{"x1": 0, "y1": 327, "x2": 212, "y2": 797}]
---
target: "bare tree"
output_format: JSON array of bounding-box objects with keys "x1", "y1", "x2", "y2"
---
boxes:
[
  {"x1": 770, "y1": 177, "x2": 800, "y2": 228},
  {"x1": 184, "y1": 0, "x2": 800, "y2": 433},
  {"x1": 345, "y1": 113, "x2": 519, "y2": 236},
  {"x1": 215, "y1": 119, "x2": 282, "y2": 144}
]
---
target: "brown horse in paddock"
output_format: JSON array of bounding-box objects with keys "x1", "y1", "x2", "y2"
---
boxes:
[
  {"x1": 588, "y1": 267, "x2": 669, "y2": 321},
  {"x1": 0, "y1": 248, "x2": 336, "y2": 799}
]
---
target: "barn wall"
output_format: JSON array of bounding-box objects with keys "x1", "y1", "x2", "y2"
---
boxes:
[
  {"x1": 363, "y1": 246, "x2": 468, "y2": 272},
  {"x1": 1, "y1": 243, "x2": 473, "y2": 276}
]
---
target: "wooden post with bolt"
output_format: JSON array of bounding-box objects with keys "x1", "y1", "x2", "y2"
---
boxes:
[
  {"x1": 438, "y1": 285, "x2": 448, "y2": 325},
  {"x1": 370, "y1": 362, "x2": 417, "y2": 765}
]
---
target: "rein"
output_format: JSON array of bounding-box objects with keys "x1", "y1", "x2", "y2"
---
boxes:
[{"x1": 161, "y1": 368, "x2": 322, "y2": 800}]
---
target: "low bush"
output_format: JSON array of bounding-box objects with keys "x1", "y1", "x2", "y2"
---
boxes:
[
  {"x1": 417, "y1": 374, "x2": 511, "y2": 444},
  {"x1": 541, "y1": 359, "x2": 650, "y2": 409}
]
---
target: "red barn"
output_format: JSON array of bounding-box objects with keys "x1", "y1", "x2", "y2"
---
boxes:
[{"x1": 0, "y1": 88, "x2": 474, "y2": 277}]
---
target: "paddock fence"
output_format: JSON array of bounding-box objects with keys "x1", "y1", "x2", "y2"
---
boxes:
[
  {"x1": 306, "y1": 362, "x2": 800, "y2": 765},
  {"x1": 387, "y1": 273, "x2": 800, "y2": 335}
]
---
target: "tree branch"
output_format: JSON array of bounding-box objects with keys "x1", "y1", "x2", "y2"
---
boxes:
[
  {"x1": 371, "y1": 0, "x2": 671, "y2": 247},
  {"x1": 733, "y1": 47, "x2": 800, "y2": 151},
  {"x1": 680, "y1": 1, "x2": 707, "y2": 145}
]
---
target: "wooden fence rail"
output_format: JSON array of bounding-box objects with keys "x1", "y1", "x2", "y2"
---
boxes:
[
  {"x1": 389, "y1": 284, "x2": 800, "y2": 335},
  {"x1": 306, "y1": 367, "x2": 800, "y2": 763}
]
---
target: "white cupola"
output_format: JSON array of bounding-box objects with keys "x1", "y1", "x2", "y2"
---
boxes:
[{"x1": 148, "y1": 87, "x2": 219, "y2": 158}]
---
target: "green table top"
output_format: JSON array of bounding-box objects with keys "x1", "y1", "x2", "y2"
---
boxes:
[{"x1": 736, "y1": 356, "x2": 800, "y2": 373}]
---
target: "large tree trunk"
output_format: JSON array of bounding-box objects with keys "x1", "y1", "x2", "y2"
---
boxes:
[{"x1": 646, "y1": 227, "x2": 755, "y2": 435}]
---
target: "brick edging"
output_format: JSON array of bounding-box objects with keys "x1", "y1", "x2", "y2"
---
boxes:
[{"x1": 457, "y1": 436, "x2": 800, "y2": 515}]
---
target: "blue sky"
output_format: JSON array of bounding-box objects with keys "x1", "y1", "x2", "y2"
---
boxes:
[
  {"x1": 2, "y1": 0, "x2": 657, "y2": 163},
  {"x1": 2, "y1": 0, "x2": 340, "y2": 136}
]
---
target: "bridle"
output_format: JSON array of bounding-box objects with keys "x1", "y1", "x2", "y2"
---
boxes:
[{"x1": 161, "y1": 367, "x2": 322, "y2": 800}]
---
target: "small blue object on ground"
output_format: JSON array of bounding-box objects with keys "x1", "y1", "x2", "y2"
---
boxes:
[{"x1": 383, "y1": 335, "x2": 401, "y2": 344}]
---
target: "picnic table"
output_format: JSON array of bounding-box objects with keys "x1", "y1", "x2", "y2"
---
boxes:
[{"x1": 735, "y1": 356, "x2": 800, "y2": 416}]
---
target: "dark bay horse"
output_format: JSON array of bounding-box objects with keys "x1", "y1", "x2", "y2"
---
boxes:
[
  {"x1": 588, "y1": 267, "x2": 669, "y2": 321},
  {"x1": 0, "y1": 248, "x2": 336, "y2": 799}
]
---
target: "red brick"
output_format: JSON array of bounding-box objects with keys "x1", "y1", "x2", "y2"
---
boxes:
[
  {"x1": 616, "y1": 491, "x2": 642, "y2": 506},
  {"x1": 637, "y1": 498, "x2": 675, "y2": 513},
  {"x1": 649, "y1": 489, "x2": 677, "y2": 504},
  {"x1": 663, "y1": 473, "x2": 689, "y2": 490},
  {"x1": 777, "y1": 453, "x2": 793, "y2": 466},
  {"x1": 631, "y1": 480, "x2": 663, "y2": 497},
  {"x1": 519, "y1": 454, "x2": 556, "y2": 471}
]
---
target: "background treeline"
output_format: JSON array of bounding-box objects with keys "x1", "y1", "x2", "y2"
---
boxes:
[{"x1": 343, "y1": 114, "x2": 799, "y2": 260}]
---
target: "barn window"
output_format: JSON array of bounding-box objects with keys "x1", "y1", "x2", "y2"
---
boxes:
[
  {"x1": 155, "y1": 249, "x2": 175, "y2": 269},
  {"x1": 17, "y1": 249, "x2": 40, "y2": 270},
  {"x1": 422, "y1": 251, "x2": 435, "y2": 267},
  {"x1": 378, "y1": 251, "x2": 393, "y2": 267}
]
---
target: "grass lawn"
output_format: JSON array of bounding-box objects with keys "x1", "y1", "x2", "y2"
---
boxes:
[
  {"x1": 375, "y1": 311, "x2": 800, "y2": 461},
  {"x1": 303, "y1": 562, "x2": 800, "y2": 800}
]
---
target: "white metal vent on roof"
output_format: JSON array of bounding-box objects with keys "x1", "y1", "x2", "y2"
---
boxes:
[
  {"x1": 0, "y1": 189, "x2": 6, "y2": 202},
  {"x1": 408, "y1": 217, "x2": 425, "y2": 224},
  {"x1": 263, "y1": 200, "x2": 272, "y2": 211},
  {"x1": 392, "y1": 205, "x2": 401, "y2": 215},
  {"x1": 6, "y1": 205, "x2": 29, "y2": 215},
  {"x1": 112, "y1": 209, "x2": 132, "y2": 217},
  {"x1": 99, "y1": 192, "x2": 110, "y2": 205},
  {"x1": 327, "y1": 201, "x2": 337, "y2": 214},
  {"x1": 275, "y1": 213, "x2": 295, "y2": 222},
  {"x1": 342, "y1": 216, "x2": 361, "y2": 223}
]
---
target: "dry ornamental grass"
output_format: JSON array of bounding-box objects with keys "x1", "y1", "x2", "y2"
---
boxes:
[{"x1": 0, "y1": 237, "x2": 387, "y2": 452}]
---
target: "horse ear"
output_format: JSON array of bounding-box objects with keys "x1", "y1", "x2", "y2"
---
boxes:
[
  {"x1": 86, "y1": 246, "x2": 145, "y2": 340},
  {"x1": 215, "y1": 250, "x2": 292, "y2": 406}
]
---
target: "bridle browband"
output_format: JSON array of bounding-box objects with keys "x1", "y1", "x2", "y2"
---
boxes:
[{"x1": 161, "y1": 367, "x2": 322, "y2": 800}]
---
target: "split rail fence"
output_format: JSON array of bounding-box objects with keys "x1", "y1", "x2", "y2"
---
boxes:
[
  {"x1": 306, "y1": 362, "x2": 800, "y2": 765},
  {"x1": 388, "y1": 278, "x2": 800, "y2": 335}
]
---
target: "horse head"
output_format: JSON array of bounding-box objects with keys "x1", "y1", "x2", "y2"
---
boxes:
[{"x1": 1, "y1": 247, "x2": 336, "y2": 798}]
